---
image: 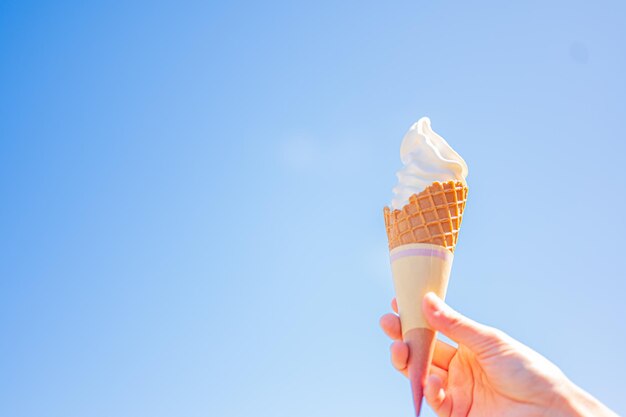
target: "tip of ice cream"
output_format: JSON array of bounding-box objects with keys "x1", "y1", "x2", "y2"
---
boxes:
[{"x1": 391, "y1": 117, "x2": 468, "y2": 210}]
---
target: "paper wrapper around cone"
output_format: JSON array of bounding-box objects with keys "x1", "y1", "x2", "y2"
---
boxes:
[
  {"x1": 384, "y1": 181, "x2": 468, "y2": 416},
  {"x1": 389, "y1": 243, "x2": 453, "y2": 415}
]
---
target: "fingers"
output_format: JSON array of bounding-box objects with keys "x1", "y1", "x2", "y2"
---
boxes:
[
  {"x1": 424, "y1": 374, "x2": 452, "y2": 417},
  {"x1": 389, "y1": 339, "x2": 455, "y2": 376},
  {"x1": 390, "y1": 341, "x2": 409, "y2": 373},
  {"x1": 381, "y1": 311, "x2": 458, "y2": 370},
  {"x1": 389, "y1": 341, "x2": 450, "y2": 382},
  {"x1": 432, "y1": 339, "x2": 456, "y2": 371},
  {"x1": 428, "y1": 362, "x2": 448, "y2": 382},
  {"x1": 423, "y1": 292, "x2": 501, "y2": 355},
  {"x1": 392, "y1": 298, "x2": 398, "y2": 314},
  {"x1": 379, "y1": 313, "x2": 402, "y2": 340}
]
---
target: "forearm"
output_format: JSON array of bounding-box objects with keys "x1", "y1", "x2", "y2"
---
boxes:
[{"x1": 553, "y1": 380, "x2": 619, "y2": 417}]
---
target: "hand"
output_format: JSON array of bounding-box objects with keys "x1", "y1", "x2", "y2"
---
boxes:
[{"x1": 379, "y1": 293, "x2": 619, "y2": 417}]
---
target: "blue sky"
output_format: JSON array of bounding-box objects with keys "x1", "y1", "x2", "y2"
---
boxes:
[{"x1": 1, "y1": 1, "x2": 625, "y2": 416}]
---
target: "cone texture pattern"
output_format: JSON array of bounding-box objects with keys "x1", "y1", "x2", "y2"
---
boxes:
[{"x1": 384, "y1": 181, "x2": 468, "y2": 252}]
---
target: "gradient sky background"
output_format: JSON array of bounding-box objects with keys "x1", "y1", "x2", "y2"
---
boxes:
[{"x1": 1, "y1": 1, "x2": 625, "y2": 416}]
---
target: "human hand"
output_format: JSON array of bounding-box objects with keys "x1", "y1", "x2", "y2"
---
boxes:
[{"x1": 379, "y1": 293, "x2": 618, "y2": 417}]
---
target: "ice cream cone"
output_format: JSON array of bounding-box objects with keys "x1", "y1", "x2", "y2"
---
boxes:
[
  {"x1": 384, "y1": 181, "x2": 468, "y2": 253},
  {"x1": 384, "y1": 180, "x2": 468, "y2": 415}
]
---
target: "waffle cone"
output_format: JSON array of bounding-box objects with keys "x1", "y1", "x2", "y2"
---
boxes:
[
  {"x1": 384, "y1": 181, "x2": 468, "y2": 252},
  {"x1": 384, "y1": 180, "x2": 467, "y2": 415}
]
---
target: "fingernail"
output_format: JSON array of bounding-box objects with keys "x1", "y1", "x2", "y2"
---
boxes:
[
  {"x1": 425, "y1": 292, "x2": 448, "y2": 320},
  {"x1": 425, "y1": 292, "x2": 443, "y2": 310}
]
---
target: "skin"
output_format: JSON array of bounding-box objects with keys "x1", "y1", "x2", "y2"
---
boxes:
[{"x1": 379, "y1": 292, "x2": 619, "y2": 417}]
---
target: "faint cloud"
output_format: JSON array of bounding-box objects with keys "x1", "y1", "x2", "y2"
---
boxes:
[
  {"x1": 568, "y1": 41, "x2": 589, "y2": 64},
  {"x1": 279, "y1": 133, "x2": 320, "y2": 172},
  {"x1": 279, "y1": 131, "x2": 374, "y2": 176}
]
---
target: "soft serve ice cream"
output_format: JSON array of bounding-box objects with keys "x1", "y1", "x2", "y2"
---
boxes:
[
  {"x1": 383, "y1": 117, "x2": 469, "y2": 416},
  {"x1": 391, "y1": 117, "x2": 468, "y2": 210}
]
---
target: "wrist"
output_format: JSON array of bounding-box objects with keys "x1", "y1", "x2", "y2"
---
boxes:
[{"x1": 550, "y1": 379, "x2": 618, "y2": 417}]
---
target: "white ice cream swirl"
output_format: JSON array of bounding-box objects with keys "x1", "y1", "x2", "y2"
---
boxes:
[{"x1": 391, "y1": 117, "x2": 468, "y2": 210}]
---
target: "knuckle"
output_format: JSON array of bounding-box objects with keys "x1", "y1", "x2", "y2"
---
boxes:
[
  {"x1": 445, "y1": 313, "x2": 465, "y2": 331},
  {"x1": 485, "y1": 326, "x2": 507, "y2": 342}
]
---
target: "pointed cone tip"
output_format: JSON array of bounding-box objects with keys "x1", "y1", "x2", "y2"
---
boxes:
[{"x1": 404, "y1": 328, "x2": 436, "y2": 417}]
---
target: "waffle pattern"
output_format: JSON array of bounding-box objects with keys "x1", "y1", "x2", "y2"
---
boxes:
[{"x1": 384, "y1": 181, "x2": 468, "y2": 252}]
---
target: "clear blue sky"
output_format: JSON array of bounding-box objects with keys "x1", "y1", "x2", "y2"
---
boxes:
[{"x1": 1, "y1": 1, "x2": 625, "y2": 416}]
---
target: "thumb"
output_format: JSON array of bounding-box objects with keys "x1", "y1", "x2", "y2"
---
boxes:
[{"x1": 423, "y1": 292, "x2": 500, "y2": 354}]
